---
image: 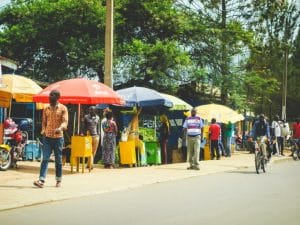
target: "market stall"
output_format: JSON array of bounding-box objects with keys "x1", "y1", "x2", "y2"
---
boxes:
[
  {"x1": 33, "y1": 78, "x2": 124, "y2": 172},
  {"x1": 116, "y1": 86, "x2": 173, "y2": 166},
  {"x1": 158, "y1": 93, "x2": 193, "y2": 163}
]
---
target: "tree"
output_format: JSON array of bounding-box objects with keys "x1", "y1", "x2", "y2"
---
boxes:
[
  {"x1": 177, "y1": 0, "x2": 253, "y2": 107},
  {"x1": 113, "y1": 0, "x2": 195, "y2": 92},
  {"x1": 0, "y1": 0, "x2": 106, "y2": 82},
  {"x1": 0, "y1": 0, "x2": 195, "y2": 93},
  {"x1": 245, "y1": 0, "x2": 300, "y2": 118},
  {"x1": 288, "y1": 29, "x2": 300, "y2": 119}
]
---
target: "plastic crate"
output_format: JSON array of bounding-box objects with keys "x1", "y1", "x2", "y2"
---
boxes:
[
  {"x1": 24, "y1": 141, "x2": 41, "y2": 160},
  {"x1": 119, "y1": 140, "x2": 136, "y2": 166},
  {"x1": 145, "y1": 141, "x2": 161, "y2": 165}
]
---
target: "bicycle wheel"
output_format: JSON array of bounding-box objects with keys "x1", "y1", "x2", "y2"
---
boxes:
[
  {"x1": 292, "y1": 144, "x2": 298, "y2": 161},
  {"x1": 297, "y1": 149, "x2": 300, "y2": 161},
  {"x1": 255, "y1": 151, "x2": 261, "y2": 174}
]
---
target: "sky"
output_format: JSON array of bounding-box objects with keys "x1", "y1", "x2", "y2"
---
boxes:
[{"x1": 0, "y1": 0, "x2": 10, "y2": 8}]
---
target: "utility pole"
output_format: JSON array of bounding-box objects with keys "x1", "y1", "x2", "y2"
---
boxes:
[
  {"x1": 282, "y1": 48, "x2": 288, "y2": 121},
  {"x1": 104, "y1": 0, "x2": 113, "y2": 88}
]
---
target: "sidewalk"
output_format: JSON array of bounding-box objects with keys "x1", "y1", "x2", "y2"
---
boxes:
[{"x1": 0, "y1": 151, "x2": 291, "y2": 211}]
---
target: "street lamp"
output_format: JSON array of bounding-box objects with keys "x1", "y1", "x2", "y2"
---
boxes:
[{"x1": 104, "y1": 0, "x2": 113, "y2": 88}]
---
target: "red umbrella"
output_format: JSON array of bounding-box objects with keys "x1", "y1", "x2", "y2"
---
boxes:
[
  {"x1": 33, "y1": 78, "x2": 124, "y2": 134},
  {"x1": 33, "y1": 78, "x2": 124, "y2": 105}
]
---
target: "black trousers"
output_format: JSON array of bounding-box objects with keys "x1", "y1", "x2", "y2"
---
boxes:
[{"x1": 210, "y1": 140, "x2": 220, "y2": 159}]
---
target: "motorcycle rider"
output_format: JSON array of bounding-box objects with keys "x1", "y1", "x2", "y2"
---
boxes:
[{"x1": 250, "y1": 114, "x2": 270, "y2": 160}]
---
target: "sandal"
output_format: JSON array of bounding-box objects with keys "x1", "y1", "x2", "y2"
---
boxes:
[
  {"x1": 55, "y1": 181, "x2": 61, "y2": 188},
  {"x1": 33, "y1": 180, "x2": 44, "y2": 188}
]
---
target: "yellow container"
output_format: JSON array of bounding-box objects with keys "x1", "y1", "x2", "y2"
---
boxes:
[
  {"x1": 71, "y1": 136, "x2": 92, "y2": 157},
  {"x1": 119, "y1": 140, "x2": 136, "y2": 166},
  {"x1": 203, "y1": 125, "x2": 209, "y2": 140},
  {"x1": 203, "y1": 144, "x2": 211, "y2": 160},
  {"x1": 70, "y1": 135, "x2": 92, "y2": 172}
]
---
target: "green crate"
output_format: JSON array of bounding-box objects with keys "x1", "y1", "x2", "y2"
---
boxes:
[{"x1": 145, "y1": 142, "x2": 161, "y2": 165}]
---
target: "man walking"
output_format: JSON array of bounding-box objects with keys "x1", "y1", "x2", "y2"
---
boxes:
[
  {"x1": 34, "y1": 90, "x2": 68, "y2": 188},
  {"x1": 209, "y1": 118, "x2": 221, "y2": 160},
  {"x1": 183, "y1": 108, "x2": 204, "y2": 170}
]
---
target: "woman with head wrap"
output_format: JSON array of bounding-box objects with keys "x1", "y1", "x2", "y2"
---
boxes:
[{"x1": 159, "y1": 114, "x2": 170, "y2": 164}]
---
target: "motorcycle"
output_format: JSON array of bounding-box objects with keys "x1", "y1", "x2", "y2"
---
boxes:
[
  {"x1": 1, "y1": 118, "x2": 28, "y2": 170},
  {"x1": 0, "y1": 144, "x2": 12, "y2": 171}
]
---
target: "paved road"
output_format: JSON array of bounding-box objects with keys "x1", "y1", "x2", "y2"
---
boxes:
[{"x1": 1, "y1": 161, "x2": 300, "y2": 225}]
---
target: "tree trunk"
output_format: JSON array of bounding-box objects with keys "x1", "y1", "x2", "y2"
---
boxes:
[{"x1": 220, "y1": 0, "x2": 228, "y2": 104}]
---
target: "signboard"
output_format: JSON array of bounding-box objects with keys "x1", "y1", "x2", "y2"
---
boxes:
[
  {"x1": 0, "y1": 57, "x2": 17, "y2": 70},
  {"x1": 0, "y1": 56, "x2": 17, "y2": 88}
]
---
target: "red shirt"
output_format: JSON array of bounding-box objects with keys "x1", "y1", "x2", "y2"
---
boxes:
[
  {"x1": 209, "y1": 123, "x2": 221, "y2": 140},
  {"x1": 293, "y1": 122, "x2": 300, "y2": 138}
]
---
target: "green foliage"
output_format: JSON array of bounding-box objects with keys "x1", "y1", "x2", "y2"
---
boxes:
[
  {"x1": 0, "y1": 0, "x2": 105, "y2": 82},
  {"x1": 0, "y1": 0, "x2": 299, "y2": 120},
  {"x1": 245, "y1": 0, "x2": 300, "y2": 118}
]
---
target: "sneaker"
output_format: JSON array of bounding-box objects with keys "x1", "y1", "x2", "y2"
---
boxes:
[
  {"x1": 55, "y1": 181, "x2": 61, "y2": 188},
  {"x1": 33, "y1": 180, "x2": 44, "y2": 188},
  {"x1": 187, "y1": 166, "x2": 193, "y2": 170},
  {"x1": 193, "y1": 166, "x2": 200, "y2": 170}
]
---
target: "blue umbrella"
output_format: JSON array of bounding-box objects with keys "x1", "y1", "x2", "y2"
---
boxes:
[{"x1": 116, "y1": 86, "x2": 173, "y2": 108}]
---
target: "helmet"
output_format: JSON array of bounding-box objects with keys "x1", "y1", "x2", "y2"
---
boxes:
[
  {"x1": 19, "y1": 119, "x2": 30, "y2": 131},
  {"x1": 4, "y1": 118, "x2": 13, "y2": 129}
]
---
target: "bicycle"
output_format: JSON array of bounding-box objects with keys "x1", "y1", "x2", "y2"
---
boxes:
[
  {"x1": 254, "y1": 137, "x2": 268, "y2": 174},
  {"x1": 291, "y1": 139, "x2": 300, "y2": 160}
]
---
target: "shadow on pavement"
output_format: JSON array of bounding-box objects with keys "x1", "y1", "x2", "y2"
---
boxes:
[
  {"x1": 8, "y1": 165, "x2": 72, "y2": 175},
  {"x1": 0, "y1": 185, "x2": 37, "y2": 189},
  {"x1": 225, "y1": 170, "x2": 257, "y2": 175}
]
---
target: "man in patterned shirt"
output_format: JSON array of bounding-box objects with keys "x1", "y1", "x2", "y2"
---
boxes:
[{"x1": 34, "y1": 90, "x2": 68, "y2": 188}]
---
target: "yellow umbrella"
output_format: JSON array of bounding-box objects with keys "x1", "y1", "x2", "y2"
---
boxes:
[
  {"x1": 185, "y1": 103, "x2": 244, "y2": 123},
  {"x1": 0, "y1": 74, "x2": 43, "y2": 108}
]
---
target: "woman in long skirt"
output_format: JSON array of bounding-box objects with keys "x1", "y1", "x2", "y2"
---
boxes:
[{"x1": 102, "y1": 111, "x2": 118, "y2": 169}]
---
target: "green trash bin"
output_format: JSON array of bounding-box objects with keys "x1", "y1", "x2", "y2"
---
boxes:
[{"x1": 145, "y1": 141, "x2": 161, "y2": 165}]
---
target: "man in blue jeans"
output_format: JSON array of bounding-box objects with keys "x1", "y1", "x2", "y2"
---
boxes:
[{"x1": 34, "y1": 90, "x2": 68, "y2": 188}]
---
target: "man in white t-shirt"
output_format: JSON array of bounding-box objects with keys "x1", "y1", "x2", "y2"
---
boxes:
[{"x1": 271, "y1": 115, "x2": 282, "y2": 156}]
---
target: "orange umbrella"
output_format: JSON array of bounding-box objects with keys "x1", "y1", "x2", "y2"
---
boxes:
[
  {"x1": 33, "y1": 78, "x2": 124, "y2": 134},
  {"x1": 33, "y1": 78, "x2": 124, "y2": 105}
]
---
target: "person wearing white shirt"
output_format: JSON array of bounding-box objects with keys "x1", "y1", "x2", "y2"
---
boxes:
[{"x1": 271, "y1": 115, "x2": 282, "y2": 156}]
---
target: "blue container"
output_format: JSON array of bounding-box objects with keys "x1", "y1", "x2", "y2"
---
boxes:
[{"x1": 24, "y1": 141, "x2": 41, "y2": 160}]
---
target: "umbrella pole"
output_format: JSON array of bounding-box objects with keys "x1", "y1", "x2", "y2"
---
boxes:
[
  {"x1": 8, "y1": 97, "x2": 12, "y2": 118},
  {"x1": 77, "y1": 104, "x2": 81, "y2": 135},
  {"x1": 32, "y1": 103, "x2": 35, "y2": 141},
  {"x1": 73, "y1": 111, "x2": 76, "y2": 136}
]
